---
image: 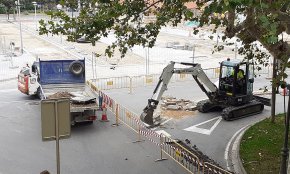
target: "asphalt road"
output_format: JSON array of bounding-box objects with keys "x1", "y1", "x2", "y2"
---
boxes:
[
  {"x1": 0, "y1": 80, "x2": 185, "y2": 174},
  {"x1": 104, "y1": 75, "x2": 288, "y2": 168},
  {"x1": 1, "y1": 14, "x2": 287, "y2": 172}
]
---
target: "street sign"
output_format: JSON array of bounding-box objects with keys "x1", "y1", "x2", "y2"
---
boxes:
[{"x1": 41, "y1": 98, "x2": 71, "y2": 141}]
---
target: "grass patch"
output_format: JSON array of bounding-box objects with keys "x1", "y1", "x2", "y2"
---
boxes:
[{"x1": 240, "y1": 114, "x2": 289, "y2": 174}]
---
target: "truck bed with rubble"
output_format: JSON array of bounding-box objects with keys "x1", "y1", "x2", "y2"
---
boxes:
[{"x1": 18, "y1": 59, "x2": 99, "y2": 125}]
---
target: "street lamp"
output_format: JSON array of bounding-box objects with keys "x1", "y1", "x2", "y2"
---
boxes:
[
  {"x1": 32, "y1": 1, "x2": 37, "y2": 31},
  {"x1": 56, "y1": 4, "x2": 63, "y2": 44},
  {"x1": 15, "y1": 0, "x2": 23, "y2": 54}
]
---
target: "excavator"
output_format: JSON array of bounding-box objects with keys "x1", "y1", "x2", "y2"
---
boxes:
[{"x1": 140, "y1": 58, "x2": 271, "y2": 126}]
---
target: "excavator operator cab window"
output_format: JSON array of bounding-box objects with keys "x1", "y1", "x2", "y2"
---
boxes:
[
  {"x1": 220, "y1": 65, "x2": 234, "y2": 95},
  {"x1": 236, "y1": 64, "x2": 247, "y2": 95}
]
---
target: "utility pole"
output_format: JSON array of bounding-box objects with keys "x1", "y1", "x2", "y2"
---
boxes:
[
  {"x1": 234, "y1": 42, "x2": 237, "y2": 59},
  {"x1": 32, "y1": 2, "x2": 37, "y2": 31},
  {"x1": 16, "y1": 0, "x2": 23, "y2": 54},
  {"x1": 192, "y1": 45, "x2": 196, "y2": 63},
  {"x1": 271, "y1": 58, "x2": 277, "y2": 123},
  {"x1": 280, "y1": 85, "x2": 290, "y2": 174}
]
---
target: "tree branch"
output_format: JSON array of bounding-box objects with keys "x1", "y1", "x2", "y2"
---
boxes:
[
  {"x1": 142, "y1": 0, "x2": 163, "y2": 14},
  {"x1": 225, "y1": 9, "x2": 235, "y2": 38},
  {"x1": 277, "y1": 11, "x2": 290, "y2": 22},
  {"x1": 225, "y1": 7, "x2": 254, "y2": 38},
  {"x1": 280, "y1": 1, "x2": 290, "y2": 12}
]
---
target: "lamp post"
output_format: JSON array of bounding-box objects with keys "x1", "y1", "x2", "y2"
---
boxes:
[
  {"x1": 15, "y1": 0, "x2": 23, "y2": 54},
  {"x1": 32, "y1": 1, "x2": 37, "y2": 31},
  {"x1": 56, "y1": 4, "x2": 62, "y2": 44},
  {"x1": 192, "y1": 45, "x2": 196, "y2": 63}
]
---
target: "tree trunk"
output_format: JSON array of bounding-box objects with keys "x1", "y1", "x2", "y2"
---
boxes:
[{"x1": 271, "y1": 58, "x2": 277, "y2": 123}]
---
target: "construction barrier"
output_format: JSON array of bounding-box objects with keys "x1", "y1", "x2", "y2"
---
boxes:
[
  {"x1": 92, "y1": 67, "x2": 221, "y2": 91},
  {"x1": 86, "y1": 80, "x2": 234, "y2": 174},
  {"x1": 91, "y1": 64, "x2": 275, "y2": 92}
]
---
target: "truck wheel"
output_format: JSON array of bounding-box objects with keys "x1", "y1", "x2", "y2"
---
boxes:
[{"x1": 69, "y1": 60, "x2": 84, "y2": 76}]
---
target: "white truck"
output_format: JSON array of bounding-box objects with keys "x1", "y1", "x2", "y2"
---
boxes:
[{"x1": 18, "y1": 59, "x2": 99, "y2": 125}]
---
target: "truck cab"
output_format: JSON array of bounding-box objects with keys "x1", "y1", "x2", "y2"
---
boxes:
[{"x1": 18, "y1": 62, "x2": 40, "y2": 96}]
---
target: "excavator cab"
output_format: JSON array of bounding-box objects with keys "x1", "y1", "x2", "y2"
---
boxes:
[{"x1": 218, "y1": 59, "x2": 254, "y2": 105}]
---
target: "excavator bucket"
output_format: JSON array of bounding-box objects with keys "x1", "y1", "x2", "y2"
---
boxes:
[{"x1": 140, "y1": 105, "x2": 154, "y2": 125}]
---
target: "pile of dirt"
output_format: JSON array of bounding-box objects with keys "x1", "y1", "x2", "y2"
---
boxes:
[
  {"x1": 159, "y1": 96, "x2": 197, "y2": 119},
  {"x1": 160, "y1": 110, "x2": 196, "y2": 119},
  {"x1": 47, "y1": 91, "x2": 75, "y2": 99}
]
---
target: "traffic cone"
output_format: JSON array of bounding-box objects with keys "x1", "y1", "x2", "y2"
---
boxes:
[{"x1": 100, "y1": 103, "x2": 109, "y2": 122}]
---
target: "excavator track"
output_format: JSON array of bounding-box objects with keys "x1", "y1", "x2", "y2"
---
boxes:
[
  {"x1": 221, "y1": 100, "x2": 264, "y2": 120},
  {"x1": 197, "y1": 99, "x2": 222, "y2": 113}
]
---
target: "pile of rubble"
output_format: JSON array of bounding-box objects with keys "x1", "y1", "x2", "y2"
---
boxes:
[
  {"x1": 160, "y1": 96, "x2": 197, "y2": 111},
  {"x1": 47, "y1": 91, "x2": 75, "y2": 99},
  {"x1": 157, "y1": 96, "x2": 197, "y2": 119}
]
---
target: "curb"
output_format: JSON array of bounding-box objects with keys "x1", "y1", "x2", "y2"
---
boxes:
[
  {"x1": 231, "y1": 126, "x2": 249, "y2": 174},
  {"x1": 226, "y1": 117, "x2": 268, "y2": 174},
  {"x1": 225, "y1": 125, "x2": 249, "y2": 174}
]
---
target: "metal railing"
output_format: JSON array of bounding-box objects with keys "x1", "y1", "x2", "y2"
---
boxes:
[{"x1": 93, "y1": 67, "x2": 221, "y2": 91}]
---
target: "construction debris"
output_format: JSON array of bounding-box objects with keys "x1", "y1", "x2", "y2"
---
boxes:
[
  {"x1": 157, "y1": 96, "x2": 197, "y2": 119},
  {"x1": 160, "y1": 96, "x2": 197, "y2": 111},
  {"x1": 47, "y1": 91, "x2": 75, "y2": 99}
]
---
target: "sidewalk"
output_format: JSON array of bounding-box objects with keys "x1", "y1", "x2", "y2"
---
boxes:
[{"x1": 0, "y1": 50, "x2": 36, "y2": 82}]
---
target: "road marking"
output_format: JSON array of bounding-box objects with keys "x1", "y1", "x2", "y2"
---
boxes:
[
  {"x1": 183, "y1": 116, "x2": 222, "y2": 135},
  {"x1": 161, "y1": 118, "x2": 173, "y2": 125},
  {"x1": 224, "y1": 125, "x2": 248, "y2": 170},
  {"x1": 0, "y1": 100, "x2": 35, "y2": 104},
  {"x1": 0, "y1": 89, "x2": 17, "y2": 93},
  {"x1": 151, "y1": 118, "x2": 173, "y2": 130}
]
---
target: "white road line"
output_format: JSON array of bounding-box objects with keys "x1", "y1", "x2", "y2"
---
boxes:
[
  {"x1": 224, "y1": 125, "x2": 248, "y2": 170},
  {"x1": 183, "y1": 116, "x2": 222, "y2": 135},
  {"x1": 0, "y1": 89, "x2": 17, "y2": 93},
  {"x1": 151, "y1": 118, "x2": 173, "y2": 130},
  {"x1": 161, "y1": 118, "x2": 173, "y2": 125},
  {"x1": 0, "y1": 100, "x2": 36, "y2": 104}
]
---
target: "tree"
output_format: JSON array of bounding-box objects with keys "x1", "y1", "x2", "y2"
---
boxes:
[
  {"x1": 1, "y1": 0, "x2": 15, "y2": 20},
  {"x1": 39, "y1": 0, "x2": 290, "y2": 121}
]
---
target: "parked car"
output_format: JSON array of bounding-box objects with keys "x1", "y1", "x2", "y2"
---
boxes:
[{"x1": 76, "y1": 36, "x2": 91, "y2": 43}]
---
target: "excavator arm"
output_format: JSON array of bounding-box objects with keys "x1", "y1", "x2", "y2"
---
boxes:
[{"x1": 140, "y1": 61, "x2": 218, "y2": 126}]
